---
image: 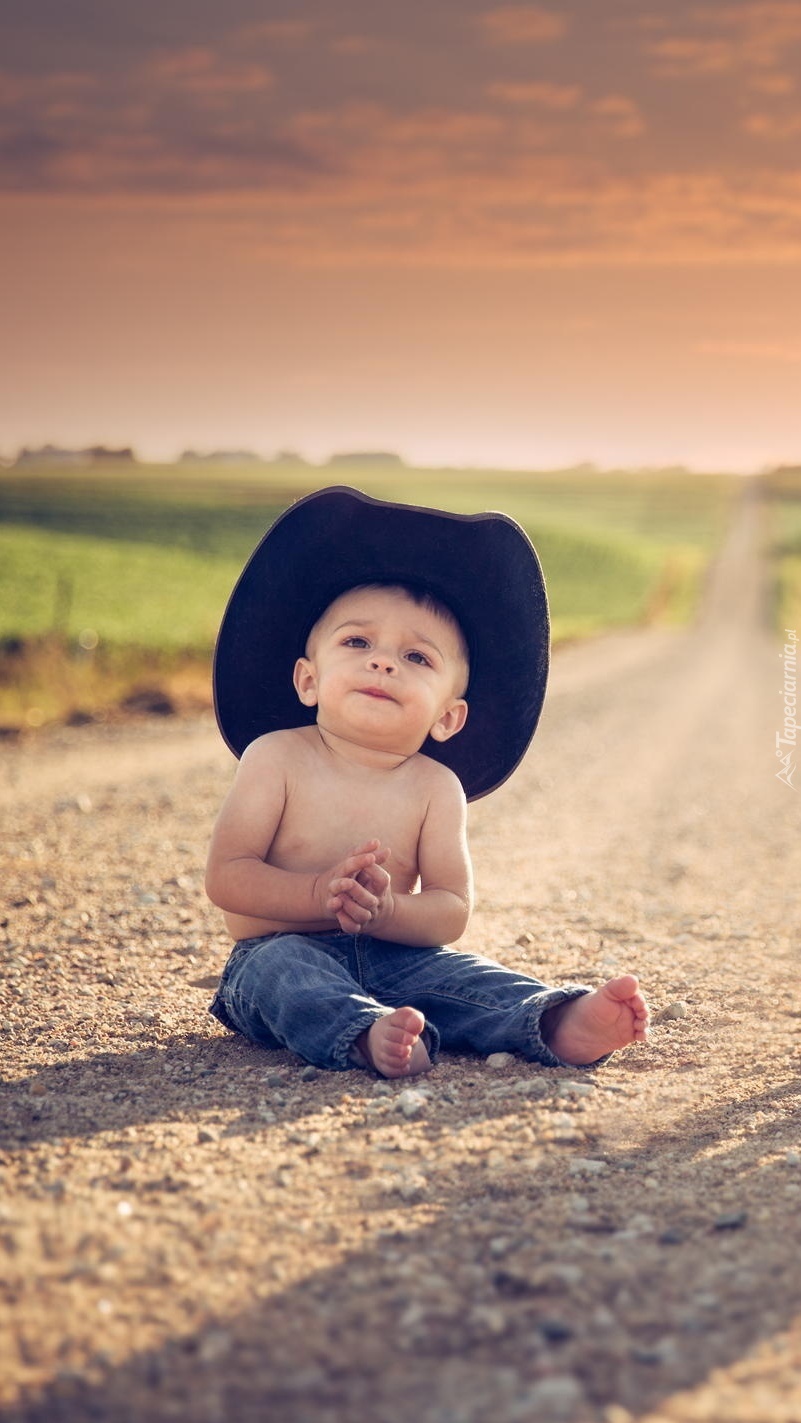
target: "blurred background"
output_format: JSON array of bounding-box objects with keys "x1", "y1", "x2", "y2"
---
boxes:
[{"x1": 2, "y1": 0, "x2": 800, "y2": 729}]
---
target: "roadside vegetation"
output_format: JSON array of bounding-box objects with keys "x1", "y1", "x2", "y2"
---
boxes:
[{"x1": 764, "y1": 464, "x2": 801, "y2": 635}]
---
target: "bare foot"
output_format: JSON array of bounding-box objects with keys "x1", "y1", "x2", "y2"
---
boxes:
[
  {"x1": 541, "y1": 975, "x2": 650, "y2": 1066},
  {"x1": 356, "y1": 1007, "x2": 431, "y2": 1078}
]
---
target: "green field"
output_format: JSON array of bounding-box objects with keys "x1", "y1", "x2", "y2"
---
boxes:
[
  {"x1": 764, "y1": 465, "x2": 801, "y2": 634},
  {"x1": 0, "y1": 460, "x2": 738, "y2": 727}
]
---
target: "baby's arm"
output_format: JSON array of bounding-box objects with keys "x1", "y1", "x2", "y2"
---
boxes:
[
  {"x1": 205, "y1": 735, "x2": 383, "y2": 926},
  {"x1": 346, "y1": 768, "x2": 473, "y2": 946}
]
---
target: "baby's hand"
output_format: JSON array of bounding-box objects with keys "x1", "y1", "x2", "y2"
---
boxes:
[
  {"x1": 321, "y1": 840, "x2": 390, "y2": 933},
  {"x1": 355, "y1": 856, "x2": 394, "y2": 932}
]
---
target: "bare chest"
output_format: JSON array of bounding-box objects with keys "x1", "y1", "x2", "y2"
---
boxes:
[{"x1": 269, "y1": 768, "x2": 425, "y2": 887}]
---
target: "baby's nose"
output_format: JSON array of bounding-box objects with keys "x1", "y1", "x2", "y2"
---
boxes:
[{"x1": 369, "y1": 651, "x2": 397, "y2": 673}]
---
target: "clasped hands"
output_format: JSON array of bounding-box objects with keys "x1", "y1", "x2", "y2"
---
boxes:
[{"x1": 320, "y1": 839, "x2": 394, "y2": 935}]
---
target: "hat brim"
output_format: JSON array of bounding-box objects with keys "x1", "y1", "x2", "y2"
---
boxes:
[{"x1": 213, "y1": 485, "x2": 549, "y2": 801}]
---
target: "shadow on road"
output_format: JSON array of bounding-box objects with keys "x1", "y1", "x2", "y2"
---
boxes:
[{"x1": 4, "y1": 1041, "x2": 801, "y2": 1423}]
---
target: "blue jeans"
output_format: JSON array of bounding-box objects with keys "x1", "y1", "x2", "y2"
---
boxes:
[{"x1": 208, "y1": 930, "x2": 596, "y2": 1072}]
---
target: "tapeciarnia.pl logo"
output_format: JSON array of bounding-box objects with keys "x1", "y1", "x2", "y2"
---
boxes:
[{"x1": 776, "y1": 628, "x2": 798, "y2": 789}]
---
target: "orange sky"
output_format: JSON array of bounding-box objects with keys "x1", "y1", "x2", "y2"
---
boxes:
[{"x1": 3, "y1": 2, "x2": 801, "y2": 470}]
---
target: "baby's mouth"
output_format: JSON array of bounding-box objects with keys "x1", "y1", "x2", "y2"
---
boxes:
[{"x1": 360, "y1": 686, "x2": 395, "y2": 700}]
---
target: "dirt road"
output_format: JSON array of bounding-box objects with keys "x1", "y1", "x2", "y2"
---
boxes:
[{"x1": 2, "y1": 479, "x2": 800, "y2": 1423}]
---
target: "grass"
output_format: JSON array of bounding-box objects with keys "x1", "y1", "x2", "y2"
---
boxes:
[
  {"x1": 764, "y1": 465, "x2": 801, "y2": 634},
  {"x1": 0, "y1": 459, "x2": 738, "y2": 729}
]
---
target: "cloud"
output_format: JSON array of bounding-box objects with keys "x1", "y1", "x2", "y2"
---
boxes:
[
  {"x1": 477, "y1": 6, "x2": 568, "y2": 45},
  {"x1": 142, "y1": 47, "x2": 273, "y2": 98},
  {"x1": 742, "y1": 108, "x2": 801, "y2": 137},
  {"x1": 330, "y1": 35, "x2": 383, "y2": 57},
  {"x1": 647, "y1": 2, "x2": 801, "y2": 78},
  {"x1": 486, "y1": 81, "x2": 582, "y2": 110},
  {"x1": 592, "y1": 95, "x2": 645, "y2": 138}
]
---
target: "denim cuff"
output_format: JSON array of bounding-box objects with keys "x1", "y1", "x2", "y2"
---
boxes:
[{"x1": 526, "y1": 984, "x2": 613, "y2": 1070}]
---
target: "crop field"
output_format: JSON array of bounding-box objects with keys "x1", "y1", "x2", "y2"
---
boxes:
[
  {"x1": 765, "y1": 464, "x2": 801, "y2": 634},
  {"x1": 0, "y1": 460, "x2": 738, "y2": 728}
]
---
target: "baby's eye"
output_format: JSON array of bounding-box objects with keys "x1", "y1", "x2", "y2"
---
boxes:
[
  {"x1": 343, "y1": 635, "x2": 370, "y2": 649},
  {"x1": 406, "y1": 650, "x2": 431, "y2": 667}
]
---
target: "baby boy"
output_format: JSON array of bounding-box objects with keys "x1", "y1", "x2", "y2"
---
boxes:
[{"x1": 206, "y1": 487, "x2": 649, "y2": 1076}]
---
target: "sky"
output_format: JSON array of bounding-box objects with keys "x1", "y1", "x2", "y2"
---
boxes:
[{"x1": 2, "y1": 0, "x2": 801, "y2": 471}]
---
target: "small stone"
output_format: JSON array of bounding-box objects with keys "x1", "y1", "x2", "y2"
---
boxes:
[
  {"x1": 469, "y1": 1303, "x2": 507, "y2": 1336},
  {"x1": 631, "y1": 1341, "x2": 673, "y2": 1365},
  {"x1": 516, "y1": 931, "x2": 535, "y2": 947},
  {"x1": 299, "y1": 1065, "x2": 318, "y2": 1081},
  {"x1": 713, "y1": 1210, "x2": 748, "y2": 1230},
  {"x1": 198, "y1": 1127, "x2": 219, "y2": 1144},
  {"x1": 558, "y1": 1079, "x2": 595, "y2": 1098},
  {"x1": 511, "y1": 1078, "x2": 547, "y2": 1097},
  {"x1": 662, "y1": 1001, "x2": 689, "y2": 1020},
  {"x1": 568, "y1": 1157, "x2": 608, "y2": 1176},
  {"x1": 395, "y1": 1172, "x2": 428, "y2": 1202},
  {"x1": 486, "y1": 1052, "x2": 516, "y2": 1070},
  {"x1": 785, "y1": 1151, "x2": 800, "y2": 1167},
  {"x1": 197, "y1": 1329, "x2": 231, "y2": 1363},
  {"x1": 539, "y1": 1317, "x2": 574, "y2": 1342},
  {"x1": 489, "y1": 1236, "x2": 512, "y2": 1257},
  {"x1": 395, "y1": 1088, "x2": 430, "y2": 1117},
  {"x1": 517, "y1": 1375, "x2": 585, "y2": 1419},
  {"x1": 659, "y1": 1226, "x2": 685, "y2": 1245}
]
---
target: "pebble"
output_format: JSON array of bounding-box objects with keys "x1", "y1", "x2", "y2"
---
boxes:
[
  {"x1": 510, "y1": 1078, "x2": 548, "y2": 1097},
  {"x1": 659, "y1": 1226, "x2": 685, "y2": 1245},
  {"x1": 662, "y1": 1001, "x2": 689, "y2": 1020},
  {"x1": 516, "y1": 1376, "x2": 585, "y2": 1419},
  {"x1": 568, "y1": 1157, "x2": 608, "y2": 1176},
  {"x1": 395, "y1": 1088, "x2": 430, "y2": 1117},
  {"x1": 713, "y1": 1209, "x2": 748, "y2": 1230},
  {"x1": 558, "y1": 1080, "x2": 595, "y2": 1098},
  {"x1": 469, "y1": 1303, "x2": 508, "y2": 1336},
  {"x1": 786, "y1": 1151, "x2": 800, "y2": 1167},
  {"x1": 299, "y1": 1065, "x2": 319, "y2": 1081},
  {"x1": 538, "y1": 1317, "x2": 574, "y2": 1342},
  {"x1": 486, "y1": 1052, "x2": 516, "y2": 1070},
  {"x1": 395, "y1": 1172, "x2": 428, "y2": 1202}
]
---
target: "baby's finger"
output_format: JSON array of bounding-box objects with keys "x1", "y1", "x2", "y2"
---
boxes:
[
  {"x1": 338, "y1": 896, "x2": 373, "y2": 927},
  {"x1": 358, "y1": 863, "x2": 391, "y2": 894},
  {"x1": 341, "y1": 850, "x2": 377, "y2": 879},
  {"x1": 330, "y1": 876, "x2": 378, "y2": 911}
]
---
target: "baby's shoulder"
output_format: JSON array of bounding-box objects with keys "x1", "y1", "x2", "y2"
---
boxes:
[
  {"x1": 239, "y1": 727, "x2": 312, "y2": 771},
  {"x1": 411, "y1": 751, "x2": 466, "y2": 806}
]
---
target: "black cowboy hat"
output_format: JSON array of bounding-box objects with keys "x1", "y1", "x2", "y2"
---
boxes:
[{"x1": 213, "y1": 485, "x2": 550, "y2": 801}]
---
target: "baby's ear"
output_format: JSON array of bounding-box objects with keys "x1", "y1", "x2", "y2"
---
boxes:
[
  {"x1": 293, "y1": 657, "x2": 319, "y2": 707},
  {"x1": 429, "y1": 698, "x2": 468, "y2": 743}
]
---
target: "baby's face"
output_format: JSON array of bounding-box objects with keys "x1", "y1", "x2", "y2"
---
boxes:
[{"x1": 293, "y1": 586, "x2": 469, "y2": 755}]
